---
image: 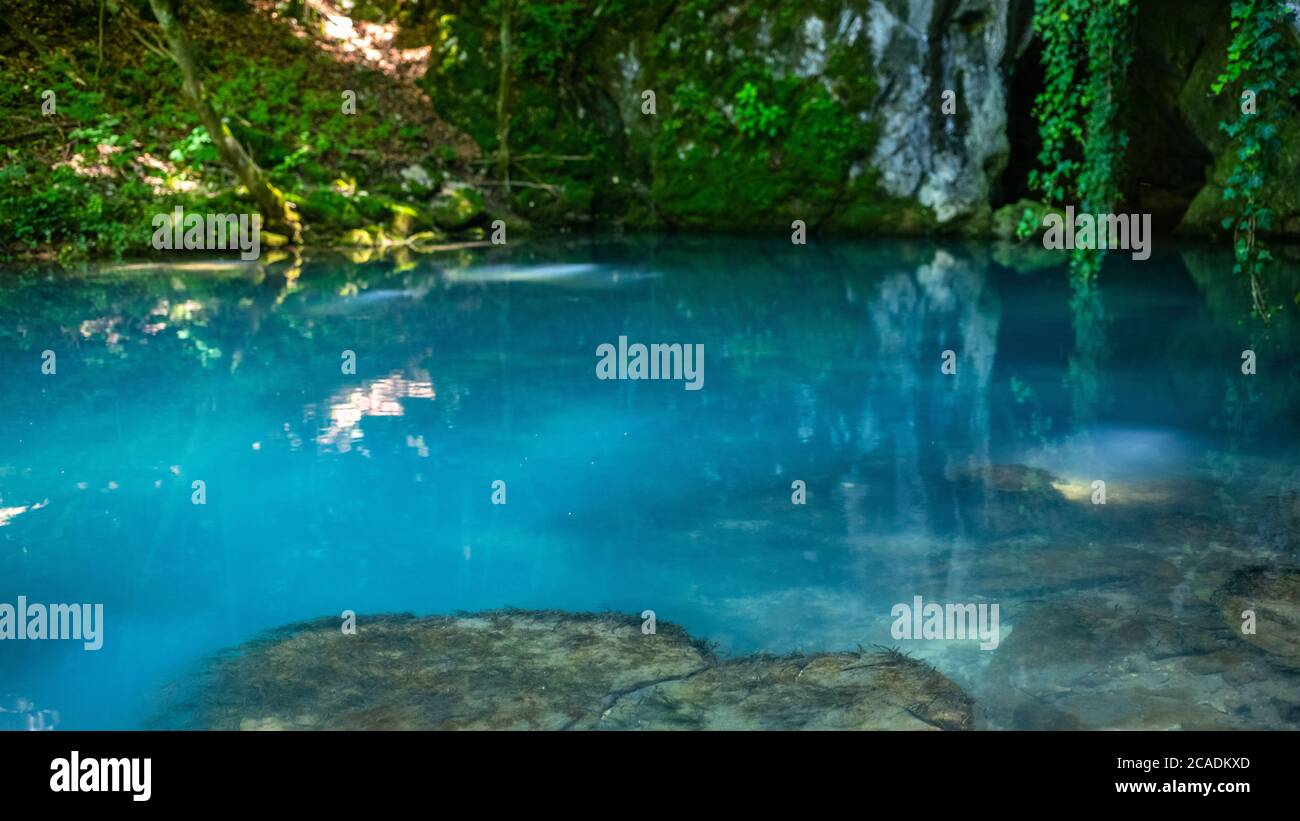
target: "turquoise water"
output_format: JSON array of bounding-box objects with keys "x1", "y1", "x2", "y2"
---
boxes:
[{"x1": 2, "y1": 237, "x2": 1299, "y2": 730}]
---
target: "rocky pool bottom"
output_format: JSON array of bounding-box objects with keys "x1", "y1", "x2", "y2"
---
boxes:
[
  {"x1": 151, "y1": 464, "x2": 1300, "y2": 732},
  {"x1": 152, "y1": 610, "x2": 973, "y2": 731}
]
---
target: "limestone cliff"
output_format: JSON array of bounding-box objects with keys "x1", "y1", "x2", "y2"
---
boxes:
[{"x1": 414, "y1": 0, "x2": 1297, "y2": 237}]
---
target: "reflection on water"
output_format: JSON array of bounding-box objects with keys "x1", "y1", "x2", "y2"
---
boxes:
[
  {"x1": 315, "y1": 372, "x2": 436, "y2": 452},
  {"x1": 1067, "y1": 279, "x2": 1109, "y2": 427},
  {"x1": 1, "y1": 237, "x2": 1299, "y2": 729}
]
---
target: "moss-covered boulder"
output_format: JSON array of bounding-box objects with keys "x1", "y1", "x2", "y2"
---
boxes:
[
  {"x1": 428, "y1": 183, "x2": 486, "y2": 230},
  {"x1": 294, "y1": 188, "x2": 361, "y2": 227},
  {"x1": 292, "y1": 187, "x2": 434, "y2": 244},
  {"x1": 155, "y1": 610, "x2": 972, "y2": 731},
  {"x1": 337, "y1": 228, "x2": 374, "y2": 247},
  {"x1": 991, "y1": 199, "x2": 1064, "y2": 241}
]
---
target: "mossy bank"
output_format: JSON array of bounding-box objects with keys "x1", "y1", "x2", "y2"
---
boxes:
[{"x1": 3, "y1": 0, "x2": 1300, "y2": 260}]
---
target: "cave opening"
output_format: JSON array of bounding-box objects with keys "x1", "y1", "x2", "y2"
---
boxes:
[
  {"x1": 996, "y1": 18, "x2": 1215, "y2": 235},
  {"x1": 997, "y1": 37, "x2": 1043, "y2": 209}
]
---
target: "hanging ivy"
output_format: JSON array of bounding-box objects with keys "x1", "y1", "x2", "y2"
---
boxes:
[
  {"x1": 1023, "y1": 0, "x2": 1136, "y2": 288},
  {"x1": 1212, "y1": 0, "x2": 1299, "y2": 322}
]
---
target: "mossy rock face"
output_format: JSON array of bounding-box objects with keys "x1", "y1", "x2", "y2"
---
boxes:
[
  {"x1": 428, "y1": 184, "x2": 486, "y2": 230},
  {"x1": 634, "y1": 1, "x2": 883, "y2": 232},
  {"x1": 419, "y1": 1, "x2": 1024, "y2": 234},
  {"x1": 1217, "y1": 566, "x2": 1300, "y2": 665},
  {"x1": 155, "y1": 610, "x2": 972, "y2": 731}
]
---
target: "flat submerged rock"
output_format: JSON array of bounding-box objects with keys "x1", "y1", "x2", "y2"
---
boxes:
[
  {"x1": 1217, "y1": 566, "x2": 1300, "y2": 666},
  {"x1": 157, "y1": 610, "x2": 972, "y2": 731}
]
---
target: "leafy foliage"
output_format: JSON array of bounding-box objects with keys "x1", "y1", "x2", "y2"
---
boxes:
[
  {"x1": 1026, "y1": 0, "x2": 1136, "y2": 287},
  {"x1": 733, "y1": 82, "x2": 787, "y2": 139},
  {"x1": 0, "y1": 0, "x2": 450, "y2": 259},
  {"x1": 1212, "y1": 0, "x2": 1300, "y2": 321}
]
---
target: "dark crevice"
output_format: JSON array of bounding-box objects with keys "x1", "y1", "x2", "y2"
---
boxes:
[
  {"x1": 997, "y1": 37, "x2": 1043, "y2": 207},
  {"x1": 561, "y1": 664, "x2": 713, "y2": 730},
  {"x1": 997, "y1": 12, "x2": 1215, "y2": 234},
  {"x1": 1122, "y1": 0, "x2": 1218, "y2": 234}
]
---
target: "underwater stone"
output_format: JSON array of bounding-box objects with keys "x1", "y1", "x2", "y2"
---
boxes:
[
  {"x1": 944, "y1": 463, "x2": 1075, "y2": 538},
  {"x1": 981, "y1": 595, "x2": 1248, "y2": 730},
  {"x1": 155, "y1": 610, "x2": 972, "y2": 731},
  {"x1": 1217, "y1": 566, "x2": 1300, "y2": 667}
]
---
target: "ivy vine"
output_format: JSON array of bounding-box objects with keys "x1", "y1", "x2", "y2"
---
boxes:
[
  {"x1": 1212, "y1": 0, "x2": 1299, "y2": 322},
  {"x1": 1024, "y1": 0, "x2": 1136, "y2": 288}
]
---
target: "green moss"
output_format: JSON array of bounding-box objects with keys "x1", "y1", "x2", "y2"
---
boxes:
[
  {"x1": 0, "y1": 0, "x2": 451, "y2": 258},
  {"x1": 991, "y1": 199, "x2": 1065, "y2": 241},
  {"x1": 338, "y1": 228, "x2": 374, "y2": 247},
  {"x1": 643, "y1": 5, "x2": 879, "y2": 232},
  {"x1": 429, "y1": 185, "x2": 486, "y2": 229},
  {"x1": 821, "y1": 170, "x2": 938, "y2": 235},
  {"x1": 294, "y1": 189, "x2": 362, "y2": 227},
  {"x1": 419, "y1": 1, "x2": 896, "y2": 233}
]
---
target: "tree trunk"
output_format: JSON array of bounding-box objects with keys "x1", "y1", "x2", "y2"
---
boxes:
[
  {"x1": 147, "y1": 0, "x2": 301, "y2": 243},
  {"x1": 495, "y1": 0, "x2": 513, "y2": 190}
]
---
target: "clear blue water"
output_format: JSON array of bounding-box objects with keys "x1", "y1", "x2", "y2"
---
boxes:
[{"x1": 2, "y1": 237, "x2": 1299, "y2": 729}]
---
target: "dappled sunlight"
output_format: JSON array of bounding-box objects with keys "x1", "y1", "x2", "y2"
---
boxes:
[
  {"x1": 78, "y1": 316, "x2": 125, "y2": 348},
  {"x1": 262, "y1": 0, "x2": 431, "y2": 80},
  {"x1": 53, "y1": 144, "x2": 121, "y2": 179}
]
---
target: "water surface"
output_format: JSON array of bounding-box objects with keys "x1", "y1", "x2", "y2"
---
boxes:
[{"x1": 2, "y1": 237, "x2": 1298, "y2": 729}]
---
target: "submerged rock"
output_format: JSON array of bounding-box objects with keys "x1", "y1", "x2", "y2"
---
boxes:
[
  {"x1": 156, "y1": 610, "x2": 972, "y2": 731},
  {"x1": 980, "y1": 595, "x2": 1279, "y2": 730},
  {"x1": 944, "y1": 463, "x2": 1075, "y2": 538},
  {"x1": 1217, "y1": 566, "x2": 1300, "y2": 666}
]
